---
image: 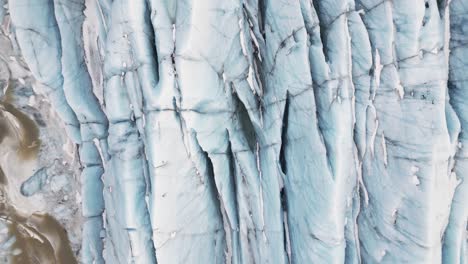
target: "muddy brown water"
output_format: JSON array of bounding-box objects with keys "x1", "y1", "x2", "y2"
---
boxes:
[{"x1": 0, "y1": 84, "x2": 77, "y2": 264}]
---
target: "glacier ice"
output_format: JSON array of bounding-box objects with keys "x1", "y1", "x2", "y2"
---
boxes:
[{"x1": 0, "y1": 0, "x2": 467, "y2": 263}]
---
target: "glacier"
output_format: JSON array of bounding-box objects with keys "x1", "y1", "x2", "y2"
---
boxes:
[{"x1": 0, "y1": 0, "x2": 467, "y2": 263}]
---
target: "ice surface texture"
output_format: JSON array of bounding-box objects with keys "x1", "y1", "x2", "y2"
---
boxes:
[{"x1": 4, "y1": 0, "x2": 468, "y2": 263}]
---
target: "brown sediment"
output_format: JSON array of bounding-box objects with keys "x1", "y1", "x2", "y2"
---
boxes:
[
  {"x1": 0, "y1": 166, "x2": 6, "y2": 185},
  {"x1": 0, "y1": 102, "x2": 41, "y2": 159},
  {"x1": 8, "y1": 218, "x2": 56, "y2": 264},
  {"x1": 0, "y1": 82, "x2": 41, "y2": 160},
  {"x1": 0, "y1": 82, "x2": 76, "y2": 263},
  {"x1": 0, "y1": 104, "x2": 12, "y2": 144},
  {"x1": 2, "y1": 82, "x2": 14, "y2": 104},
  {"x1": 27, "y1": 214, "x2": 77, "y2": 264},
  {"x1": 0, "y1": 190, "x2": 77, "y2": 264}
]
